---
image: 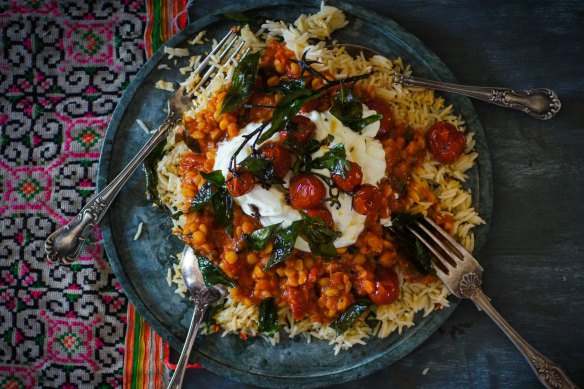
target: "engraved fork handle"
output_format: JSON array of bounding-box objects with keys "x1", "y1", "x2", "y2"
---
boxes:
[
  {"x1": 44, "y1": 118, "x2": 174, "y2": 264},
  {"x1": 395, "y1": 74, "x2": 561, "y2": 120},
  {"x1": 471, "y1": 290, "x2": 578, "y2": 388}
]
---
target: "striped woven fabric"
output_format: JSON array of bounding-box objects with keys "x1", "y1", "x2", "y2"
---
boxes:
[
  {"x1": 123, "y1": 1, "x2": 200, "y2": 388},
  {"x1": 144, "y1": 0, "x2": 188, "y2": 56},
  {"x1": 124, "y1": 305, "x2": 166, "y2": 388}
]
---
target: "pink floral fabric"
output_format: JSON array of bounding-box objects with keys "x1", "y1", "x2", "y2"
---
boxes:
[{"x1": 0, "y1": 1, "x2": 146, "y2": 387}]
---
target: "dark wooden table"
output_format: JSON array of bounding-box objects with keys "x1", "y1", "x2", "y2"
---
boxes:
[{"x1": 182, "y1": 1, "x2": 584, "y2": 387}]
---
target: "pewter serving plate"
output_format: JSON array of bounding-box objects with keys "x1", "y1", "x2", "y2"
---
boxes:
[{"x1": 98, "y1": 1, "x2": 492, "y2": 387}]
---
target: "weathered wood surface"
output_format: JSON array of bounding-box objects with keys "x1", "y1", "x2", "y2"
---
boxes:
[{"x1": 182, "y1": 1, "x2": 584, "y2": 387}]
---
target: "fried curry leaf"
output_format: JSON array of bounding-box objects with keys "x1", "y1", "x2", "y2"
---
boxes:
[
  {"x1": 239, "y1": 154, "x2": 283, "y2": 184},
  {"x1": 211, "y1": 188, "x2": 234, "y2": 237},
  {"x1": 258, "y1": 297, "x2": 281, "y2": 337},
  {"x1": 183, "y1": 132, "x2": 201, "y2": 153},
  {"x1": 247, "y1": 223, "x2": 281, "y2": 251},
  {"x1": 330, "y1": 87, "x2": 382, "y2": 132},
  {"x1": 200, "y1": 170, "x2": 226, "y2": 186},
  {"x1": 188, "y1": 171, "x2": 234, "y2": 237},
  {"x1": 301, "y1": 211, "x2": 341, "y2": 259},
  {"x1": 265, "y1": 77, "x2": 306, "y2": 94},
  {"x1": 312, "y1": 143, "x2": 351, "y2": 179},
  {"x1": 258, "y1": 89, "x2": 319, "y2": 143},
  {"x1": 282, "y1": 136, "x2": 320, "y2": 156},
  {"x1": 264, "y1": 221, "x2": 301, "y2": 270},
  {"x1": 330, "y1": 299, "x2": 373, "y2": 335},
  {"x1": 189, "y1": 182, "x2": 216, "y2": 212},
  {"x1": 285, "y1": 138, "x2": 320, "y2": 175},
  {"x1": 388, "y1": 213, "x2": 435, "y2": 275},
  {"x1": 221, "y1": 51, "x2": 261, "y2": 114},
  {"x1": 205, "y1": 301, "x2": 225, "y2": 330},
  {"x1": 223, "y1": 12, "x2": 253, "y2": 24},
  {"x1": 197, "y1": 255, "x2": 237, "y2": 288},
  {"x1": 143, "y1": 139, "x2": 167, "y2": 207}
]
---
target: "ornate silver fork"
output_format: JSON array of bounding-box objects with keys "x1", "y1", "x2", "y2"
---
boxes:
[
  {"x1": 407, "y1": 217, "x2": 577, "y2": 388},
  {"x1": 45, "y1": 30, "x2": 246, "y2": 264}
]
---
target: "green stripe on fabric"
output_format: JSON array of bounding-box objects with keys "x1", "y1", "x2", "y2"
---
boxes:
[
  {"x1": 151, "y1": 0, "x2": 163, "y2": 53},
  {"x1": 131, "y1": 316, "x2": 144, "y2": 389}
]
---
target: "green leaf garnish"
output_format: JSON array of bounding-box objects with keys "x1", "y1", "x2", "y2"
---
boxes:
[
  {"x1": 143, "y1": 139, "x2": 167, "y2": 207},
  {"x1": 312, "y1": 143, "x2": 351, "y2": 179},
  {"x1": 258, "y1": 297, "x2": 281, "y2": 337},
  {"x1": 330, "y1": 299, "x2": 373, "y2": 335},
  {"x1": 264, "y1": 221, "x2": 301, "y2": 270},
  {"x1": 221, "y1": 52, "x2": 261, "y2": 114},
  {"x1": 189, "y1": 182, "x2": 216, "y2": 212},
  {"x1": 183, "y1": 132, "x2": 201, "y2": 153},
  {"x1": 330, "y1": 86, "x2": 382, "y2": 132},
  {"x1": 223, "y1": 12, "x2": 253, "y2": 24},
  {"x1": 200, "y1": 170, "x2": 226, "y2": 186},
  {"x1": 300, "y1": 211, "x2": 341, "y2": 259},
  {"x1": 247, "y1": 223, "x2": 282, "y2": 251},
  {"x1": 205, "y1": 301, "x2": 225, "y2": 329},
  {"x1": 265, "y1": 77, "x2": 306, "y2": 94},
  {"x1": 211, "y1": 188, "x2": 234, "y2": 237},
  {"x1": 188, "y1": 170, "x2": 234, "y2": 237},
  {"x1": 387, "y1": 213, "x2": 435, "y2": 275},
  {"x1": 258, "y1": 89, "x2": 319, "y2": 143},
  {"x1": 239, "y1": 154, "x2": 283, "y2": 184},
  {"x1": 197, "y1": 255, "x2": 237, "y2": 288}
]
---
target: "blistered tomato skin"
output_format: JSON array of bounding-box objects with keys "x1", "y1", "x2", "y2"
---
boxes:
[
  {"x1": 226, "y1": 171, "x2": 256, "y2": 197},
  {"x1": 332, "y1": 161, "x2": 363, "y2": 192},
  {"x1": 259, "y1": 142, "x2": 292, "y2": 179},
  {"x1": 352, "y1": 184, "x2": 382, "y2": 215},
  {"x1": 289, "y1": 174, "x2": 327, "y2": 210},
  {"x1": 425, "y1": 121, "x2": 466, "y2": 164},
  {"x1": 366, "y1": 97, "x2": 395, "y2": 139},
  {"x1": 281, "y1": 115, "x2": 316, "y2": 144},
  {"x1": 370, "y1": 269, "x2": 400, "y2": 305},
  {"x1": 179, "y1": 153, "x2": 206, "y2": 172},
  {"x1": 306, "y1": 208, "x2": 334, "y2": 228}
]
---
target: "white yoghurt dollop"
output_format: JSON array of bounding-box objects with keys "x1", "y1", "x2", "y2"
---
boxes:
[{"x1": 213, "y1": 106, "x2": 387, "y2": 251}]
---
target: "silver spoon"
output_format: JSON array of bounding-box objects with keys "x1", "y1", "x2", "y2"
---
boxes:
[
  {"x1": 167, "y1": 246, "x2": 228, "y2": 389},
  {"x1": 334, "y1": 44, "x2": 561, "y2": 120}
]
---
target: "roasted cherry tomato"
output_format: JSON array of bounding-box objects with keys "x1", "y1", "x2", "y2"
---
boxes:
[
  {"x1": 259, "y1": 142, "x2": 292, "y2": 179},
  {"x1": 425, "y1": 121, "x2": 466, "y2": 164},
  {"x1": 352, "y1": 184, "x2": 382, "y2": 215},
  {"x1": 179, "y1": 153, "x2": 206, "y2": 173},
  {"x1": 366, "y1": 97, "x2": 394, "y2": 139},
  {"x1": 369, "y1": 269, "x2": 400, "y2": 305},
  {"x1": 281, "y1": 115, "x2": 316, "y2": 144},
  {"x1": 226, "y1": 170, "x2": 256, "y2": 197},
  {"x1": 331, "y1": 161, "x2": 363, "y2": 192},
  {"x1": 289, "y1": 174, "x2": 326, "y2": 209},
  {"x1": 306, "y1": 208, "x2": 334, "y2": 228}
]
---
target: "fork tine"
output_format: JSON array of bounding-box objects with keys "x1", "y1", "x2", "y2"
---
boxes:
[
  {"x1": 406, "y1": 225, "x2": 453, "y2": 277},
  {"x1": 424, "y1": 217, "x2": 469, "y2": 255},
  {"x1": 191, "y1": 30, "x2": 234, "y2": 76},
  {"x1": 415, "y1": 221, "x2": 463, "y2": 267},
  {"x1": 193, "y1": 38, "x2": 245, "y2": 91}
]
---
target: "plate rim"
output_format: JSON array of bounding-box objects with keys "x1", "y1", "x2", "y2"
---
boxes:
[{"x1": 98, "y1": 1, "x2": 493, "y2": 387}]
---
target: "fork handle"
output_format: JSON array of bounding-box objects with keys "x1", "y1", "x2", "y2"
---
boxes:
[
  {"x1": 44, "y1": 119, "x2": 173, "y2": 264},
  {"x1": 394, "y1": 74, "x2": 561, "y2": 120},
  {"x1": 471, "y1": 290, "x2": 577, "y2": 388}
]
